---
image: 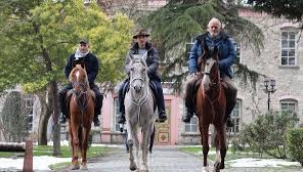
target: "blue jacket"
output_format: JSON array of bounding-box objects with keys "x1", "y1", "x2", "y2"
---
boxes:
[
  {"x1": 65, "y1": 52, "x2": 99, "y2": 84},
  {"x1": 188, "y1": 32, "x2": 236, "y2": 78}
]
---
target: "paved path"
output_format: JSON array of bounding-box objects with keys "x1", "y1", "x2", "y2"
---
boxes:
[{"x1": 56, "y1": 145, "x2": 302, "y2": 172}]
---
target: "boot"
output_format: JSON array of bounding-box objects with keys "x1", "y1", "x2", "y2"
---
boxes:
[
  {"x1": 118, "y1": 113, "x2": 126, "y2": 124},
  {"x1": 59, "y1": 113, "x2": 67, "y2": 124},
  {"x1": 157, "y1": 111, "x2": 167, "y2": 123},
  {"x1": 182, "y1": 110, "x2": 194, "y2": 123},
  {"x1": 93, "y1": 115, "x2": 100, "y2": 127},
  {"x1": 225, "y1": 101, "x2": 236, "y2": 128},
  {"x1": 226, "y1": 117, "x2": 234, "y2": 128}
]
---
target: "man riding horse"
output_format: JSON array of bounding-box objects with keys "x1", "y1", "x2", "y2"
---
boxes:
[
  {"x1": 117, "y1": 29, "x2": 167, "y2": 124},
  {"x1": 182, "y1": 17, "x2": 238, "y2": 127},
  {"x1": 59, "y1": 39, "x2": 103, "y2": 127}
]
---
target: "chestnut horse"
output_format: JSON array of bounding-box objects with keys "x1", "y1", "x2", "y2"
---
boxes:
[
  {"x1": 68, "y1": 63, "x2": 95, "y2": 170},
  {"x1": 196, "y1": 44, "x2": 227, "y2": 172}
]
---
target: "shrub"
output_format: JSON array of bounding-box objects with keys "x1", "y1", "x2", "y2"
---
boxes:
[{"x1": 287, "y1": 128, "x2": 303, "y2": 167}]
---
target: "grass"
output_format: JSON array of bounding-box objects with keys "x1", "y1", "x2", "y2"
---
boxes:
[
  {"x1": 0, "y1": 145, "x2": 114, "y2": 170},
  {"x1": 179, "y1": 146, "x2": 275, "y2": 161}
]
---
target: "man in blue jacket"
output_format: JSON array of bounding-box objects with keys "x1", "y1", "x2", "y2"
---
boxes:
[
  {"x1": 59, "y1": 39, "x2": 103, "y2": 126},
  {"x1": 182, "y1": 18, "x2": 237, "y2": 127}
]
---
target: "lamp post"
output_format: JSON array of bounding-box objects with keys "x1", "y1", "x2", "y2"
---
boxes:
[{"x1": 263, "y1": 78, "x2": 276, "y2": 111}]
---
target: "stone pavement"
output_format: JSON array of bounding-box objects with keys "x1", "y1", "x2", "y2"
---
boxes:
[{"x1": 56, "y1": 145, "x2": 303, "y2": 172}]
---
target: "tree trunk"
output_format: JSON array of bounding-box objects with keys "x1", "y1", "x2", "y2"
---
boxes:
[
  {"x1": 49, "y1": 81, "x2": 62, "y2": 156},
  {"x1": 37, "y1": 93, "x2": 52, "y2": 145}
]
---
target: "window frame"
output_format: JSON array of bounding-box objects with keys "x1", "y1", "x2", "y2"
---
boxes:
[{"x1": 280, "y1": 30, "x2": 298, "y2": 66}]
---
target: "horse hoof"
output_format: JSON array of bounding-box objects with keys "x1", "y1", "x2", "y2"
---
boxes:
[
  {"x1": 80, "y1": 164, "x2": 88, "y2": 170},
  {"x1": 71, "y1": 164, "x2": 80, "y2": 170},
  {"x1": 129, "y1": 163, "x2": 137, "y2": 171},
  {"x1": 202, "y1": 166, "x2": 209, "y2": 172},
  {"x1": 213, "y1": 162, "x2": 220, "y2": 172},
  {"x1": 140, "y1": 165, "x2": 148, "y2": 172}
]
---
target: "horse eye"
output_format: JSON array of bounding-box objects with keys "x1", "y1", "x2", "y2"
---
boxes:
[{"x1": 131, "y1": 67, "x2": 134, "y2": 71}]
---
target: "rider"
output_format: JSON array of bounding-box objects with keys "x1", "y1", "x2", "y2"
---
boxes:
[
  {"x1": 59, "y1": 39, "x2": 103, "y2": 127},
  {"x1": 182, "y1": 17, "x2": 237, "y2": 127},
  {"x1": 117, "y1": 29, "x2": 167, "y2": 124}
]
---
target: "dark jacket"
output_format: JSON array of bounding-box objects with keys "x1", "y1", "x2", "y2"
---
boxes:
[
  {"x1": 188, "y1": 32, "x2": 236, "y2": 78},
  {"x1": 65, "y1": 52, "x2": 99, "y2": 84},
  {"x1": 125, "y1": 42, "x2": 161, "y2": 82}
]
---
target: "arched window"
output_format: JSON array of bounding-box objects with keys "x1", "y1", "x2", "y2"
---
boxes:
[{"x1": 280, "y1": 99, "x2": 298, "y2": 114}]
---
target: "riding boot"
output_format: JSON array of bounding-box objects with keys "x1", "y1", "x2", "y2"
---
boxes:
[
  {"x1": 225, "y1": 100, "x2": 236, "y2": 128},
  {"x1": 156, "y1": 86, "x2": 167, "y2": 123},
  {"x1": 93, "y1": 114, "x2": 100, "y2": 127},
  {"x1": 182, "y1": 109, "x2": 194, "y2": 123}
]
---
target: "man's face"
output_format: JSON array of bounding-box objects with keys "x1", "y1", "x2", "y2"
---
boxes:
[
  {"x1": 136, "y1": 35, "x2": 147, "y2": 48},
  {"x1": 79, "y1": 43, "x2": 89, "y2": 53},
  {"x1": 207, "y1": 21, "x2": 221, "y2": 38}
]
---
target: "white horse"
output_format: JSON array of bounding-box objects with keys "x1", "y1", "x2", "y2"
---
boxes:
[{"x1": 125, "y1": 52, "x2": 157, "y2": 172}]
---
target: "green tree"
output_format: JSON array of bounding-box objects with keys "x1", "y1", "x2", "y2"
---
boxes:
[
  {"x1": 247, "y1": 0, "x2": 303, "y2": 22},
  {"x1": 0, "y1": 0, "x2": 133, "y2": 154},
  {"x1": 140, "y1": 0, "x2": 264, "y2": 92}
]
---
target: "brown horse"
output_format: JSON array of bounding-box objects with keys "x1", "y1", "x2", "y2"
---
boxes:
[
  {"x1": 196, "y1": 44, "x2": 227, "y2": 172},
  {"x1": 68, "y1": 63, "x2": 95, "y2": 170}
]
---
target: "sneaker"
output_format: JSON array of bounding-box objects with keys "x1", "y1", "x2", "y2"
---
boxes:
[
  {"x1": 93, "y1": 116, "x2": 100, "y2": 127},
  {"x1": 182, "y1": 112, "x2": 193, "y2": 123}
]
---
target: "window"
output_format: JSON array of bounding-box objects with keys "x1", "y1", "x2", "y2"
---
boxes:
[
  {"x1": 230, "y1": 38, "x2": 240, "y2": 63},
  {"x1": 281, "y1": 31, "x2": 297, "y2": 66},
  {"x1": 184, "y1": 116, "x2": 198, "y2": 133},
  {"x1": 228, "y1": 100, "x2": 241, "y2": 134},
  {"x1": 280, "y1": 99, "x2": 298, "y2": 114},
  {"x1": 114, "y1": 98, "x2": 121, "y2": 132}
]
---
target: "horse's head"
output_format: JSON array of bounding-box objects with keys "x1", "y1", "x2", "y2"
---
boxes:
[
  {"x1": 128, "y1": 52, "x2": 149, "y2": 93},
  {"x1": 199, "y1": 44, "x2": 220, "y2": 91},
  {"x1": 69, "y1": 64, "x2": 89, "y2": 96}
]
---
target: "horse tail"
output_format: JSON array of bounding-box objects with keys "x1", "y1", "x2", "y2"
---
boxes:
[{"x1": 78, "y1": 127, "x2": 83, "y2": 152}]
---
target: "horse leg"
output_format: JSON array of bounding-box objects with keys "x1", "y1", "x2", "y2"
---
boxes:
[
  {"x1": 133, "y1": 127, "x2": 140, "y2": 170},
  {"x1": 217, "y1": 126, "x2": 227, "y2": 170},
  {"x1": 70, "y1": 119, "x2": 80, "y2": 170},
  {"x1": 140, "y1": 127, "x2": 150, "y2": 171},
  {"x1": 80, "y1": 127, "x2": 90, "y2": 170},
  {"x1": 213, "y1": 131, "x2": 221, "y2": 172},
  {"x1": 201, "y1": 124, "x2": 210, "y2": 172},
  {"x1": 127, "y1": 122, "x2": 137, "y2": 171}
]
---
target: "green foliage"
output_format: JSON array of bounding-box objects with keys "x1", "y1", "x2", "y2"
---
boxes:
[
  {"x1": 247, "y1": 0, "x2": 303, "y2": 21},
  {"x1": 140, "y1": 1, "x2": 264, "y2": 93},
  {"x1": 0, "y1": 0, "x2": 134, "y2": 94},
  {"x1": 287, "y1": 128, "x2": 303, "y2": 166},
  {"x1": 238, "y1": 111, "x2": 299, "y2": 158}
]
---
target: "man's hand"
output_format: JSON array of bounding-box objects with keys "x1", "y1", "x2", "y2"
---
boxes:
[{"x1": 187, "y1": 72, "x2": 197, "y2": 80}]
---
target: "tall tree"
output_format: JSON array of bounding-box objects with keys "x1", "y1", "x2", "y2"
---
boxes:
[
  {"x1": 140, "y1": 0, "x2": 264, "y2": 92},
  {"x1": 0, "y1": 0, "x2": 133, "y2": 154},
  {"x1": 247, "y1": 0, "x2": 303, "y2": 22}
]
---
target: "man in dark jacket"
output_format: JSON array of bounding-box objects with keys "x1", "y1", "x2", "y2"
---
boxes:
[
  {"x1": 182, "y1": 18, "x2": 237, "y2": 127},
  {"x1": 59, "y1": 39, "x2": 103, "y2": 126},
  {"x1": 117, "y1": 29, "x2": 167, "y2": 124}
]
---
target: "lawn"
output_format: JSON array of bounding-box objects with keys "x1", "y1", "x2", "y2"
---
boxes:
[{"x1": 179, "y1": 146, "x2": 274, "y2": 161}]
